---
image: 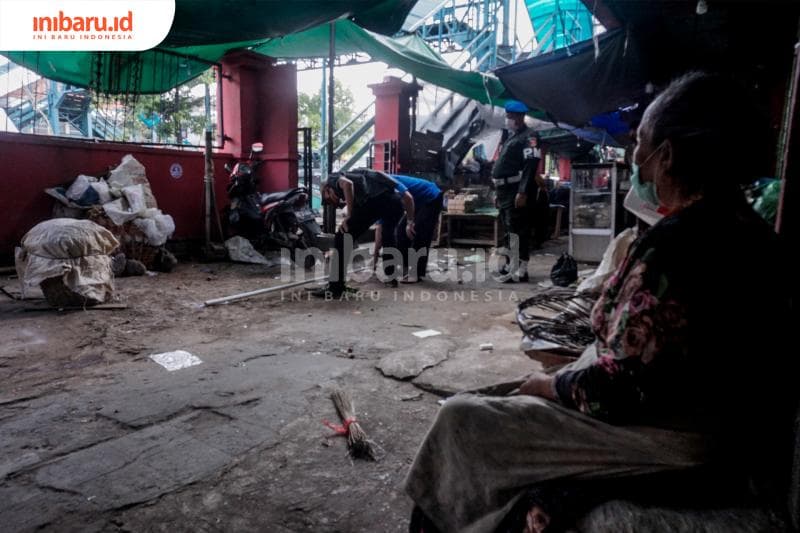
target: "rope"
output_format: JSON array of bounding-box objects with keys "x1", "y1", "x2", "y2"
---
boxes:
[{"x1": 322, "y1": 417, "x2": 357, "y2": 437}]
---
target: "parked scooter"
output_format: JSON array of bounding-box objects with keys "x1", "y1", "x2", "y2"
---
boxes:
[{"x1": 224, "y1": 142, "x2": 322, "y2": 267}]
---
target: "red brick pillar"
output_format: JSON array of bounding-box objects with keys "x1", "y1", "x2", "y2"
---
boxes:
[
  {"x1": 368, "y1": 76, "x2": 421, "y2": 174},
  {"x1": 558, "y1": 157, "x2": 572, "y2": 181},
  {"x1": 219, "y1": 50, "x2": 298, "y2": 192}
]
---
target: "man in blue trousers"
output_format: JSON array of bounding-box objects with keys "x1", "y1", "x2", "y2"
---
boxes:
[{"x1": 374, "y1": 174, "x2": 443, "y2": 282}]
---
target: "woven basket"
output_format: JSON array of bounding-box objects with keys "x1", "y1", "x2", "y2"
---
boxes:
[{"x1": 40, "y1": 277, "x2": 100, "y2": 308}]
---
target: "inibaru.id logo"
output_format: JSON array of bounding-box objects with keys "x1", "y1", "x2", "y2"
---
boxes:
[
  {"x1": 0, "y1": 0, "x2": 174, "y2": 51},
  {"x1": 33, "y1": 10, "x2": 134, "y2": 34}
]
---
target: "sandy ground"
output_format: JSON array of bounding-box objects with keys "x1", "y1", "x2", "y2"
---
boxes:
[{"x1": 0, "y1": 243, "x2": 566, "y2": 532}]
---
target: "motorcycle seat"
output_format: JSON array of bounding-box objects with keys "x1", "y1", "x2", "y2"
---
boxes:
[{"x1": 259, "y1": 188, "x2": 304, "y2": 205}]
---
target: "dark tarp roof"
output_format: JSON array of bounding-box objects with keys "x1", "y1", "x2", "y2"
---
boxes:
[
  {"x1": 160, "y1": 0, "x2": 418, "y2": 47},
  {"x1": 495, "y1": 29, "x2": 642, "y2": 127},
  {"x1": 496, "y1": 0, "x2": 800, "y2": 128}
]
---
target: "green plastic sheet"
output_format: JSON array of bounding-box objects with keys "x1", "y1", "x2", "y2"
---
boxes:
[{"x1": 3, "y1": 20, "x2": 512, "y2": 108}]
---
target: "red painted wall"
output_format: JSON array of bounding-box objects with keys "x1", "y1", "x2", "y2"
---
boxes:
[
  {"x1": 0, "y1": 132, "x2": 232, "y2": 261},
  {"x1": 0, "y1": 50, "x2": 299, "y2": 263}
]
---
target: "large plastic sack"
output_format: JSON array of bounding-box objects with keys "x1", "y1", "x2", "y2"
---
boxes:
[
  {"x1": 15, "y1": 219, "x2": 119, "y2": 303},
  {"x1": 224, "y1": 236, "x2": 270, "y2": 265},
  {"x1": 90, "y1": 180, "x2": 112, "y2": 204},
  {"x1": 66, "y1": 174, "x2": 96, "y2": 201},
  {"x1": 107, "y1": 154, "x2": 158, "y2": 208},
  {"x1": 132, "y1": 212, "x2": 175, "y2": 246},
  {"x1": 122, "y1": 184, "x2": 147, "y2": 214},
  {"x1": 577, "y1": 227, "x2": 638, "y2": 294},
  {"x1": 103, "y1": 198, "x2": 139, "y2": 226},
  {"x1": 64, "y1": 175, "x2": 100, "y2": 206}
]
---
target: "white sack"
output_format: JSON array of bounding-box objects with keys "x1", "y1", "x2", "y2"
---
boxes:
[{"x1": 15, "y1": 218, "x2": 119, "y2": 302}]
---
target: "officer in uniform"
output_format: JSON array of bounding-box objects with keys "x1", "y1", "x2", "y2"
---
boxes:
[{"x1": 492, "y1": 99, "x2": 542, "y2": 281}]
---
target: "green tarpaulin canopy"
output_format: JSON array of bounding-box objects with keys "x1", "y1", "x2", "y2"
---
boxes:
[
  {"x1": 3, "y1": 39, "x2": 265, "y2": 95},
  {"x1": 163, "y1": 0, "x2": 418, "y2": 46},
  {"x1": 253, "y1": 20, "x2": 508, "y2": 106},
  {"x1": 3, "y1": 20, "x2": 511, "y2": 109},
  {"x1": 1, "y1": 0, "x2": 418, "y2": 93}
]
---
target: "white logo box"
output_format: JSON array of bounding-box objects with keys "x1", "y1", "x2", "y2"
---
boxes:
[{"x1": 0, "y1": 0, "x2": 175, "y2": 51}]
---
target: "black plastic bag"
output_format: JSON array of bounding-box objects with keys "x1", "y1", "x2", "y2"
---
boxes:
[{"x1": 550, "y1": 253, "x2": 578, "y2": 287}]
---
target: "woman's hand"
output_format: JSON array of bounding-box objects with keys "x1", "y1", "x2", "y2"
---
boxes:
[
  {"x1": 515, "y1": 192, "x2": 528, "y2": 208},
  {"x1": 338, "y1": 217, "x2": 350, "y2": 233},
  {"x1": 518, "y1": 372, "x2": 556, "y2": 400}
]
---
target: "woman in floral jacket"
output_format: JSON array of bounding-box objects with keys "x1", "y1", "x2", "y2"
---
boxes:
[{"x1": 405, "y1": 72, "x2": 793, "y2": 533}]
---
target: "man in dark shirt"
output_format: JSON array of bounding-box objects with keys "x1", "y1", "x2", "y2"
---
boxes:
[
  {"x1": 317, "y1": 169, "x2": 415, "y2": 297},
  {"x1": 493, "y1": 100, "x2": 542, "y2": 282}
]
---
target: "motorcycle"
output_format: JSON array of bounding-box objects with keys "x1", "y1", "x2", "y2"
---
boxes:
[{"x1": 225, "y1": 142, "x2": 323, "y2": 268}]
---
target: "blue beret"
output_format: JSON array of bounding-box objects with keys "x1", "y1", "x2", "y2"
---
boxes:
[{"x1": 504, "y1": 100, "x2": 529, "y2": 113}]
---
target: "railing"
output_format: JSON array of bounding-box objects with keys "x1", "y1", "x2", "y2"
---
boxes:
[
  {"x1": 297, "y1": 127, "x2": 314, "y2": 208},
  {"x1": 0, "y1": 58, "x2": 222, "y2": 148},
  {"x1": 325, "y1": 99, "x2": 375, "y2": 171},
  {"x1": 370, "y1": 140, "x2": 398, "y2": 174}
]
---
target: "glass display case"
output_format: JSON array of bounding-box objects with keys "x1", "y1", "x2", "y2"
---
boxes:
[{"x1": 569, "y1": 163, "x2": 629, "y2": 262}]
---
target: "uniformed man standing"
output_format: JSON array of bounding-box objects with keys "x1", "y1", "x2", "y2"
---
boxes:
[{"x1": 492, "y1": 99, "x2": 542, "y2": 282}]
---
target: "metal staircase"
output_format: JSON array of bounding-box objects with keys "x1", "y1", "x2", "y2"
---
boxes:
[{"x1": 336, "y1": 0, "x2": 518, "y2": 173}]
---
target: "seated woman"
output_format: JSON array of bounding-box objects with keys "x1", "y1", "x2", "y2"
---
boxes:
[{"x1": 405, "y1": 72, "x2": 794, "y2": 532}]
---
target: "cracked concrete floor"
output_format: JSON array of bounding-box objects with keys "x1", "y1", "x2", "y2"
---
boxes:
[{"x1": 0, "y1": 245, "x2": 563, "y2": 532}]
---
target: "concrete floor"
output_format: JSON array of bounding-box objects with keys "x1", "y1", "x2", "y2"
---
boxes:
[{"x1": 0, "y1": 242, "x2": 567, "y2": 532}]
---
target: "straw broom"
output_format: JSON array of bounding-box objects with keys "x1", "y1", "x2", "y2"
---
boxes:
[{"x1": 325, "y1": 388, "x2": 379, "y2": 461}]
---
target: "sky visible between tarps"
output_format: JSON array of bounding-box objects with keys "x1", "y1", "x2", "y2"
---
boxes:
[{"x1": 253, "y1": 20, "x2": 509, "y2": 107}]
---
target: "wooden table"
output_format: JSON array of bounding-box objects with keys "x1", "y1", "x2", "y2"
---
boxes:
[{"x1": 441, "y1": 211, "x2": 501, "y2": 248}]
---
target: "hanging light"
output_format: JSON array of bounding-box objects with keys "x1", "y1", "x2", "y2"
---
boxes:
[{"x1": 696, "y1": 0, "x2": 708, "y2": 15}]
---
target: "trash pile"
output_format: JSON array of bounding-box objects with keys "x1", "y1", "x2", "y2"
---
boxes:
[
  {"x1": 15, "y1": 219, "x2": 119, "y2": 307},
  {"x1": 45, "y1": 155, "x2": 177, "y2": 275}
]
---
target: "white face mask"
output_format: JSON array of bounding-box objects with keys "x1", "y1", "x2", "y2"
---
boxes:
[{"x1": 505, "y1": 118, "x2": 518, "y2": 131}]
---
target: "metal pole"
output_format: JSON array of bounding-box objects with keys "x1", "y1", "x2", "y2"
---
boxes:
[
  {"x1": 204, "y1": 275, "x2": 329, "y2": 306},
  {"x1": 411, "y1": 77, "x2": 418, "y2": 135},
  {"x1": 204, "y1": 129, "x2": 214, "y2": 247},
  {"x1": 204, "y1": 265, "x2": 369, "y2": 306},
  {"x1": 327, "y1": 27, "x2": 335, "y2": 174},
  {"x1": 512, "y1": 0, "x2": 518, "y2": 62},
  {"x1": 776, "y1": 40, "x2": 800, "y2": 239},
  {"x1": 48, "y1": 80, "x2": 61, "y2": 135},
  {"x1": 501, "y1": 0, "x2": 510, "y2": 47},
  {"x1": 320, "y1": 60, "x2": 327, "y2": 169},
  {"x1": 323, "y1": 21, "x2": 337, "y2": 233}
]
